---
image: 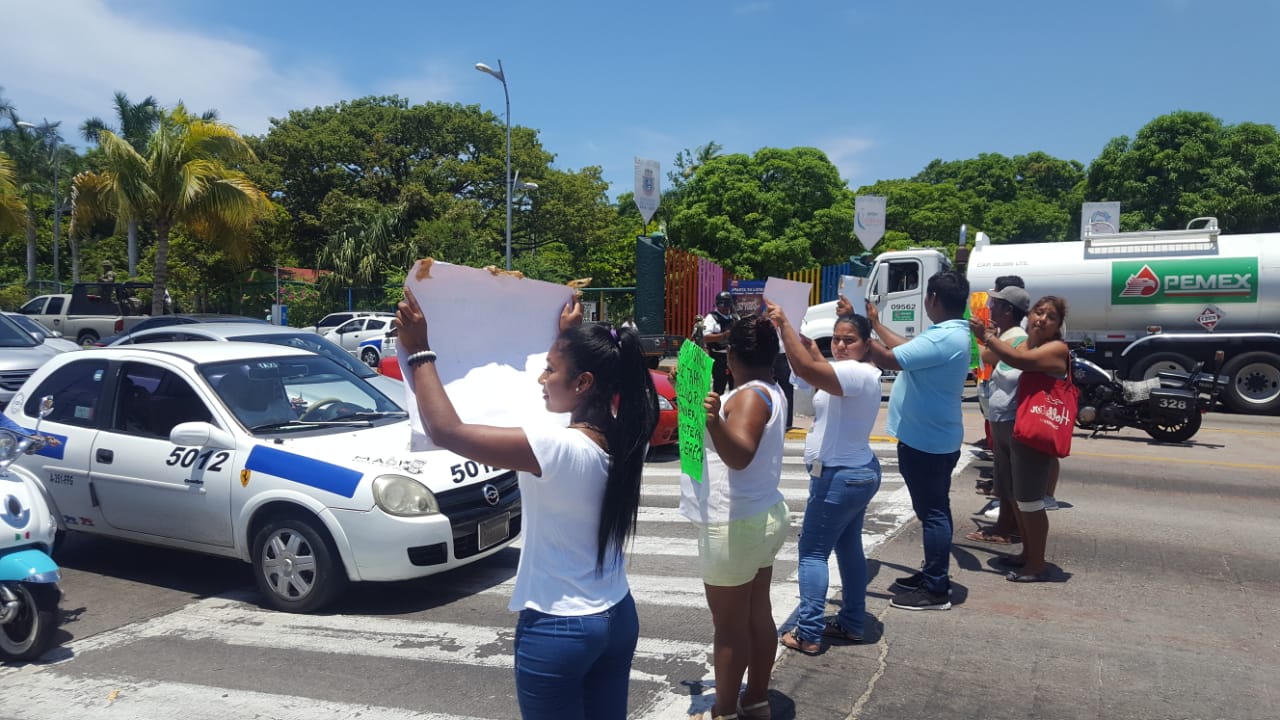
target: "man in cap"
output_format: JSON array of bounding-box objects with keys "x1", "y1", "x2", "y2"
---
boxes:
[
  {"x1": 702, "y1": 290, "x2": 738, "y2": 394},
  {"x1": 98, "y1": 260, "x2": 116, "y2": 284}
]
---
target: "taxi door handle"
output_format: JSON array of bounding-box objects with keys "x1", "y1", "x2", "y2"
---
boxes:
[{"x1": 96, "y1": 449, "x2": 113, "y2": 464}]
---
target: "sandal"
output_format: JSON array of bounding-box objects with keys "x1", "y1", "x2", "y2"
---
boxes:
[
  {"x1": 965, "y1": 529, "x2": 1020, "y2": 545},
  {"x1": 821, "y1": 619, "x2": 864, "y2": 643},
  {"x1": 738, "y1": 700, "x2": 771, "y2": 720},
  {"x1": 780, "y1": 629, "x2": 820, "y2": 655}
]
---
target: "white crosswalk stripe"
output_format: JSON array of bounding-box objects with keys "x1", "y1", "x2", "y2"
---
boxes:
[{"x1": 6, "y1": 436, "x2": 970, "y2": 720}]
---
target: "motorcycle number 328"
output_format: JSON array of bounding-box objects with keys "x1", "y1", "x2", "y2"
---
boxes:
[
  {"x1": 165, "y1": 447, "x2": 231, "y2": 471},
  {"x1": 1157, "y1": 398, "x2": 1189, "y2": 410}
]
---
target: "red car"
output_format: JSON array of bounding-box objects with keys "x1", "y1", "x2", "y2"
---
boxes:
[{"x1": 378, "y1": 357, "x2": 678, "y2": 448}]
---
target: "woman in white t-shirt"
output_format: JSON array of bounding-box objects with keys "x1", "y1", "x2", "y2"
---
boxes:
[
  {"x1": 395, "y1": 293, "x2": 658, "y2": 720},
  {"x1": 767, "y1": 301, "x2": 882, "y2": 655},
  {"x1": 680, "y1": 314, "x2": 788, "y2": 720}
]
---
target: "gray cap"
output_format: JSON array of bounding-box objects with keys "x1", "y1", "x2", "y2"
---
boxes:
[{"x1": 988, "y1": 286, "x2": 1031, "y2": 313}]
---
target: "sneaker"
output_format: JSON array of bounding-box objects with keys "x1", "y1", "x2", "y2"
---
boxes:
[
  {"x1": 1043, "y1": 495, "x2": 1059, "y2": 511},
  {"x1": 890, "y1": 588, "x2": 952, "y2": 611},
  {"x1": 891, "y1": 571, "x2": 925, "y2": 591}
]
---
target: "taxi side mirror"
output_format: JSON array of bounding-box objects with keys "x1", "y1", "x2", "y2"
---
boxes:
[{"x1": 170, "y1": 422, "x2": 236, "y2": 450}]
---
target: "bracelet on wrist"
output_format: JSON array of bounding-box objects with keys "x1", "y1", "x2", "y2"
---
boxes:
[{"x1": 406, "y1": 350, "x2": 437, "y2": 367}]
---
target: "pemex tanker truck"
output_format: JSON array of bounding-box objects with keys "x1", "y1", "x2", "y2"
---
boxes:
[{"x1": 800, "y1": 217, "x2": 1280, "y2": 414}]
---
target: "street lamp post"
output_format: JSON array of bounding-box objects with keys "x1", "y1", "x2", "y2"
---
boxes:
[
  {"x1": 16, "y1": 121, "x2": 62, "y2": 291},
  {"x1": 475, "y1": 60, "x2": 513, "y2": 270}
]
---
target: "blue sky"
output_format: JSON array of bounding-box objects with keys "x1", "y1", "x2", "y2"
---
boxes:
[{"x1": 4, "y1": 0, "x2": 1277, "y2": 202}]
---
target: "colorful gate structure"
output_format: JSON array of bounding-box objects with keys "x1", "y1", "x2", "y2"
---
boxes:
[{"x1": 661, "y1": 247, "x2": 855, "y2": 339}]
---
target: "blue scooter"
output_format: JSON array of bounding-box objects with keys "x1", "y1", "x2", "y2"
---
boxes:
[{"x1": 0, "y1": 396, "x2": 62, "y2": 662}]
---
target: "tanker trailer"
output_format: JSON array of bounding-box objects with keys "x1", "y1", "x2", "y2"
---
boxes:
[{"x1": 965, "y1": 218, "x2": 1280, "y2": 414}]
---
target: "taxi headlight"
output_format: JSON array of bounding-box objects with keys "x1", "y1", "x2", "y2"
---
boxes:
[
  {"x1": 372, "y1": 475, "x2": 439, "y2": 516},
  {"x1": 0, "y1": 430, "x2": 18, "y2": 462}
]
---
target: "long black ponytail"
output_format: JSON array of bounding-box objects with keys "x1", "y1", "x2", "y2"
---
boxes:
[{"x1": 555, "y1": 323, "x2": 659, "y2": 572}]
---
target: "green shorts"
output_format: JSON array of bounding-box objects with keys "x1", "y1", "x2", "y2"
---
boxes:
[{"x1": 697, "y1": 501, "x2": 790, "y2": 587}]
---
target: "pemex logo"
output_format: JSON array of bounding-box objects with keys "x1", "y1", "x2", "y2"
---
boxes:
[
  {"x1": 1111, "y1": 258, "x2": 1259, "y2": 305},
  {"x1": 1119, "y1": 264, "x2": 1160, "y2": 298}
]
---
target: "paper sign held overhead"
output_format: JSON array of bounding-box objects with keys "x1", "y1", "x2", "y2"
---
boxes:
[{"x1": 399, "y1": 260, "x2": 576, "y2": 450}]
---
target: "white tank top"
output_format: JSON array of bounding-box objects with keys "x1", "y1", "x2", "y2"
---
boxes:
[{"x1": 680, "y1": 379, "x2": 787, "y2": 523}]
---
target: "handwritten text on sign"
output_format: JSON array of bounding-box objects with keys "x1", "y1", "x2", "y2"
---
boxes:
[{"x1": 676, "y1": 341, "x2": 713, "y2": 482}]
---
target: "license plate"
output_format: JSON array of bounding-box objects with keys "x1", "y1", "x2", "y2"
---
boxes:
[{"x1": 478, "y1": 512, "x2": 511, "y2": 550}]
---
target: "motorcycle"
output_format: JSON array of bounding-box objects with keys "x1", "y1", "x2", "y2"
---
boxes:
[
  {"x1": 1073, "y1": 352, "x2": 1228, "y2": 443},
  {"x1": 0, "y1": 396, "x2": 62, "y2": 662}
]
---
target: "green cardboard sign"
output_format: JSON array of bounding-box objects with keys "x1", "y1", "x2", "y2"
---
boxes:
[{"x1": 676, "y1": 341, "x2": 714, "y2": 482}]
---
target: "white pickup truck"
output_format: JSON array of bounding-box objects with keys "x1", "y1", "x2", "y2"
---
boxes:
[{"x1": 19, "y1": 282, "x2": 153, "y2": 347}]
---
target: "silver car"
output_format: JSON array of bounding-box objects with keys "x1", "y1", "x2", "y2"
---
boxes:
[
  {"x1": 3, "y1": 311, "x2": 82, "y2": 353},
  {"x1": 0, "y1": 312, "x2": 77, "y2": 407},
  {"x1": 107, "y1": 322, "x2": 405, "y2": 404}
]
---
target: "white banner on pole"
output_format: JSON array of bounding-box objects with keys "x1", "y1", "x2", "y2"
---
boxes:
[
  {"x1": 1081, "y1": 201, "x2": 1121, "y2": 239},
  {"x1": 854, "y1": 195, "x2": 886, "y2": 250},
  {"x1": 634, "y1": 157, "x2": 661, "y2": 225}
]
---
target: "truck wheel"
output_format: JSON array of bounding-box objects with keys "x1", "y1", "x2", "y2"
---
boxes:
[
  {"x1": 251, "y1": 512, "x2": 348, "y2": 613},
  {"x1": 76, "y1": 329, "x2": 100, "y2": 348},
  {"x1": 1221, "y1": 352, "x2": 1280, "y2": 414},
  {"x1": 1143, "y1": 410, "x2": 1202, "y2": 443},
  {"x1": 1130, "y1": 352, "x2": 1195, "y2": 381}
]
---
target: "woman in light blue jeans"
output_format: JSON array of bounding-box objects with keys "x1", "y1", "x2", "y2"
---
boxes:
[{"x1": 766, "y1": 300, "x2": 883, "y2": 654}]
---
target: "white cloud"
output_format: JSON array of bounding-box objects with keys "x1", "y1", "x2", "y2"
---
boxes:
[
  {"x1": 1, "y1": 0, "x2": 350, "y2": 139},
  {"x1": 818, "y1": 134, "x2": 875, "y2": 186}
]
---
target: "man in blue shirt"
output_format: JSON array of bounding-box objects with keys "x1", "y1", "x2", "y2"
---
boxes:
[{"x1": 861, "y1": 271, "x2": 971, "y2": 610}]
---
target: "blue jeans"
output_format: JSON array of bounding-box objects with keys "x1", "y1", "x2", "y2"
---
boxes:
[
  {"x1": 795, "y1": 458, "x2": 882, "y2": 642},
  {"x1": 897, "y1": 443, "x2": 960, "y2": 595},
  {"x1": 514, "y1": 593, "x2": 638, "y2": 720}
]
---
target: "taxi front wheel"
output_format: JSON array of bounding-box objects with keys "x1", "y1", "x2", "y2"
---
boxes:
[{"x1": 251, "y1": 513, "x2": 348, "y2": 613}]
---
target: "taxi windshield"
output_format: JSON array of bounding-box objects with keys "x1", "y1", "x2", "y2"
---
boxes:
[{"x1": 199, "y1": 355, "x2": 404, "y2": 434}]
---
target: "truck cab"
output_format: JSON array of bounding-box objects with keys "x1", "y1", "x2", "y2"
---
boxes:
[{"x1": 800, "y1": 249, "x2": 950, "y2": 355}]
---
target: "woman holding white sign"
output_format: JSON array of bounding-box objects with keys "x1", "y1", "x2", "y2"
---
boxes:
[
  {"x1": 766, "y1": 300, "x2": 882, "y2": 655},
  {"x1": 395, "y1": 291, "x2": 658, "y2": 720},
  {"x1": 680, "y1": 314, "x2": 788, "y2": 720}
]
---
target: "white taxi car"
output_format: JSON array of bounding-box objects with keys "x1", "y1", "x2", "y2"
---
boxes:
[{"x1": 5, "y1": 342, "x2": 520, "y2": 612}]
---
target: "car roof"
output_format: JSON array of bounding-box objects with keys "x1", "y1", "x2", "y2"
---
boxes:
[
  {"x1": 124, "y1": 322, "x2": 322, "y2": 341},
  {"x1": 71, "y1": 341, "x2": 314, "y2": 365}
]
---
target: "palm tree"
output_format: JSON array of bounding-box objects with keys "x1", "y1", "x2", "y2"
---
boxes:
[
  {"x1": 0, "y1": 152, "x2": 26, "y2": 236},
  {"x1": 76, "y1": 104, "x2": 267, "y2": 314},
  {"x1": 81, "y1": 92, "x2": 160, "y2": 278},
  {"x1": 1, "y1": 113, "x2": 59, "y2": 284}
]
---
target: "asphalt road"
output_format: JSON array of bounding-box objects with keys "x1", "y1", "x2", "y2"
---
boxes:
[{"x1": 4, "y1": 401, "x2": 1276, "y2": 720}]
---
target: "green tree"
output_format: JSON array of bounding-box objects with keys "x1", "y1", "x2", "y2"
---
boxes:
[
  {"x1": 80, "y1": 91, "x2": 161, "y2": 277},
  {"x1": 667, "y1": 147, "x2": 855, "y2": 278},
  {"x1": 0, "y1": 152, "x2": 25, "y2": 236},
  {"x1": 1086, "y1": 111, "x2": 1280, "y2": 233},
  {"x1": 74, "y1": 104, "x2": 268, "y2": 314}
]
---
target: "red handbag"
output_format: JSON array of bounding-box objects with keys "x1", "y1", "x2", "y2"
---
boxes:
[{"x1": 1013, "y1": 371, "x2": 1078, "y2": 458}]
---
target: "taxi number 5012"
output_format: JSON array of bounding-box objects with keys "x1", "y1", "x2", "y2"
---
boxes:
[
  {"x1": 165, "y1": 447, "x2": 231, "y2": 471},
  {"x1": 451, "y1": 460, "x2": 497, "y2": 483}
]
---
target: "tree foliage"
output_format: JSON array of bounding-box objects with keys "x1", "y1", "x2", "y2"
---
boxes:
[
  {"x1": 668, "y1": 147, "x2": 855, "y2": 277},
  {"x1": 1087, "y1": 111, "x2": 1280, "y2": 233},
  {"x1": 73, "y1": 104, "x2": 268, "y2": 313}
]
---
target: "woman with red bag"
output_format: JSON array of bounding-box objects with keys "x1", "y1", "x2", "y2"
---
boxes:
[{"x1": 969, "y1": 296, "x2": 1070, "y2": 582}]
